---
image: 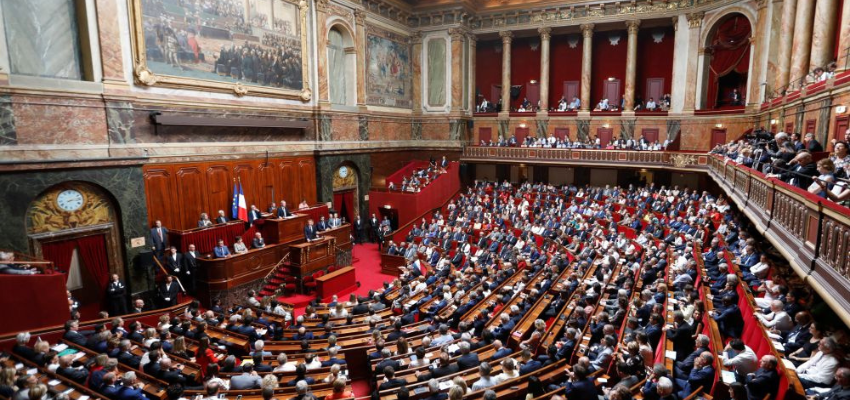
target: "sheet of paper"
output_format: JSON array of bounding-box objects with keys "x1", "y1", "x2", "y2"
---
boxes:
[
  {"x1": 721, "y1": 370, "x2": 737, "y2": 384},
  {"x1": 47, "y1": 380, "x2": 61, "y2": 386},
  {"x1": 665, "y1": 350, "x2": 677, "y2": 360}
]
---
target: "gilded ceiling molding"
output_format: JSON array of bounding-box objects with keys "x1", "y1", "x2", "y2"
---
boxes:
[{"x1": 686, "y1": 11, "x2": 705, "y2": 28}]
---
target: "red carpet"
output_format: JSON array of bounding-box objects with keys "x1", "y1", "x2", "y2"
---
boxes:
[
  {"x1": 277, "y1": 243, "x2": 395, "y2": 315},
  {"x1": 350, "y1": 379, "x2": 372, "y2": 398}
]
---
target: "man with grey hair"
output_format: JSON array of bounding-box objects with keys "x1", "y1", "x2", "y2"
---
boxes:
[
  {"x1": 676, "y1": 352, "x2": 715, "y2": 399},
  {"x1": 744, "y1": 355, "x2": 779, "y2": 400},
  {"x1": 756, "y1": 300, "x2": 793, "y2": 332},
  {"x1": 457, "y1": 341, "x2": 480, "y2": 370},
  {"x1": 13, "y1": 332, "x2": 35, "y2": 360},
  {"x1": 656, "y1": 377, "x2": 675, "y2": 400},
  {"x1": 483, "y1": 390, "x2": 498, "y2": 400},
  {"x1": 675, "y1": 334, "x2": 711, "y2": 377},
  {"x1": 0, "y1": 252, "x2": 37, "y2": 275},
  {"x1": 292, "y1": 380, "x2": 317, "y2": 400},
  {"x1": 252, "y1": 339, "x2": 271, "y2": 357},
  {"x1": 810, "y1": 367, "x2": 850, "y2": 400},
  {"x1": 797, "y1": 337, "x2": 840, "y2": 388},
  {"x1": 472, "y1": 362, "x2": 498, "y2": 391},
  {"x1": 120, "y1": 371, "x2": 147, "y2": 400},
  {"x1": 431, "y1": 324, "x2": 453, "y2": 346},
  {"x1": 423, "y1": 379, "x2": 445, "y2": 400},
  {"x1": 491, "y1": 339, "x2": 512, "y2": 360}
]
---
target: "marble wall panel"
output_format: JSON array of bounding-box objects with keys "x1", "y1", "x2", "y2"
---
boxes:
[
  {"x1": 0, "y1": 95, "x2": 17, "y2": 145},
  {"x1": 330, "y1": 115, "x2": 361, "y2": 141},
  {"x1": 421, "y1": 120, "x2": 451, "y2": 140},
  {"x1": 12, "y1": 96, "x2": 108, "y2": 145}
]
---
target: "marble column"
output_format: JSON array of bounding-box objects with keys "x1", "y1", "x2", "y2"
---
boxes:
[
  {"x1": 839, "y1": 0, "x2": 850, "y2": 71},
  {"x1": 500, "y1": 31, "x2": 513, "y2": 113},
  {"x1": 410, "y1": 31, "x2": 423, "y2": 114},
  {"x1": 538, "y1": 27, "x2": 552, "y2": 113},
  {"x1": 450, "y1": 28, "x2": 465, "y2": 113},
  {"x1": 775, "y1": 0, "x2": 798, "y2": 92},
  {"x1": 624, "y1": 20, "x2": 641, "y2": 112},
  {"x1": 580, "y1": 24, "x2": 594, "y2": 112},
  {"x1": 468, "y1": 34, "x2": 477, "y2": 113},
  {"x1": 315, "y1": 0, "x2": 331, "y2": 105},
  {"x1": 354, "y1": 10, "x2": 368, "y2": 107},
  {"x1": 748, "y1": 0, "x2": 769, "y2": 107},
  {"x1": 683, "y1": 12, "x2": 703, "y2": 112},
  {"x1": 789, "y1": 0, "x2": 815, "y2": 88},
  {"x1": 809, "y1": 0, "x2": 838, "y2": 70}
]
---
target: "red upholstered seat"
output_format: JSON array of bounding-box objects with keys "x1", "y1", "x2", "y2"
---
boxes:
[
  {"x1": 282, "y1": 276, "x2": 297, "y2": 295},
  {"x1": 303, "y1": 275, "x2": 317, "y2": 293}
]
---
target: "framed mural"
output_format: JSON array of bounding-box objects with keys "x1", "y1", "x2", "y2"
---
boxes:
[
  {"x1": 129, "y1": 0, "x2": 311, "y2": 101},
  {"x1": 365, "y1": 26, "x2": 411, "y2": 108}
]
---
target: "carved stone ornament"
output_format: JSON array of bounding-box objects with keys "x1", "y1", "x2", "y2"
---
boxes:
[
  {"x1": 626, "y1": 19, "x2": 641, "y2": 34},
  {"x1": 686, "y1": 12, "x2": 704, "y2": 28},
  {"x1": 300, "y1": 88, "x2": 313, "y2": 102},
  {"x1": 233, "y1": 82, "x2": 249, "y2": 97},
  {"x1": 581, "y1": 24, "x2": 595, "y2": 38},
  {"x1": 449, "y1": 28, "x2": 466, "y2": 42},
  {"x1": 499, "y1": 30, "x2": 514, "y2": 44},
  {"x1": 538, "y1": 27, "x2": 552, "y2": 41},
  {"x1": 410, "y1": 31, "x2": 423, "y2": 45},
  {"x1": 134, "y1": 64, "x2": 158, "y2": 86},
  {"x1": 670, "y1": 153, "x2": 697, "y2": 168}
]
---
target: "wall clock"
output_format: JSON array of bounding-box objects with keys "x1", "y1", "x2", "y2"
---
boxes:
[
  {"x1": 339, "y1": 166, "x2": 350, "y2": 178},
  {"x1": 56, "y1": 189, "x2": 85, "y2": 212}
]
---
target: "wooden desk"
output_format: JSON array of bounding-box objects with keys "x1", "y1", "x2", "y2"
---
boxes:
[
  {"x1": 195, "y1": 244, "x2": 288, "y2": 305},
  {"x1": 380, "y1": 253, "x2": 405, "y2": 276},
  {"x1": 289, "y1": 237, "x2": 336, "y2": 278},
  {"x1": 261, "y1": 214, "x2": 308, "y2": 245},
  {"x1": 316, "y1": 266, "x2": 357, "y2": 302},
  {"x1": 322, "y1": 223, "x2": 352, "y2": 251},
  {"x1": 168, "y1": 221, "x2": 246, "y2": 253}
]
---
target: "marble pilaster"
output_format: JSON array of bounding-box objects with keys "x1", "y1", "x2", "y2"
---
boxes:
[
  {"x1": 450, "y1": 28, "x2": 465, "y2": 113},
  {"x1": 624, "y1": 20, "x2": 640, "y2": 112},
  {"x1": 538, "y1": 27, "x2": 552, "y2": 113},
  {"x1": 410, "y1": 31, "x2": 423, "y2": 114},
  {"x1": 683, "y1": 13, "x2": 703, "y2": 113},
  {"x1": 500, "y1": 31, "x2": 513, "y2": 114},
  {"x1": 748, "y1": 0, "x2": 769, "y2": 107},
  {"x1": 468, "y1": 34, "x2": 477, "y2": 113},
  {"x1": 775, "y1": 0, "x2": 798, "y2": 92},
  {"x1": 809, "y1": 0, "x2": 838, "y2": 70},
  {"x1": 839, "y1": 0, "x2": 850, "y2": 71},
  {"x1": 95, "y1": 0, "x2": 125, "y2": 87},
  {"x1": 580, "y1": 24, "x2": 594, "y2": 112},
  {"x1": 354, "y1": 10, "x2": 367, "y2": 107},
  {"x1": 315, "y1": 0, "x2": 331, "y2": 106},
  {"x1": 789, "y1": 0, "x2": 815, "y2": 88}
]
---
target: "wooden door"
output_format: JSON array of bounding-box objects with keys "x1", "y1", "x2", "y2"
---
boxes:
[
  {"x1": 597, "y1": 128, "x2": 613, "y2": 146},
  {"x1": 835, "y1": 116, "x2": 849, "y2": 147},
  {"x1": 603, "y1": 79, "x2": 621, "y2": 103},
  {"x1": 562, "y1": 81, "x2": 579, "y2": 103},
  {"x1": 711, "y1": 129, "x2": 727, "y2": 148},
  {"x1": 646, "y1": 78, "x2": 664, "y2": 103},
  {"x1": 554, "y1": 128, "x2": 570, "y2": 141},
  {"x1": 641, "y1": 128, "x2": 659, "y2": 143},
  {"x1": 515, "y1": 127, "x2": 530, "y2": 144},
  {"x1": 491, "y1": 85, "x2": 502, "y2": 104},
  {"x1": 478, "y1": 127, "x2": 492, "y2": 144},
  {"x1": 526, "y1": 82, "x2": 540, "y2": 107},
  {"x1": 805, "y1": 119, "x2": 816, "y2": 135},
  {"x1": 785, "y1": 122, "x2": 794, "y2": 133}
]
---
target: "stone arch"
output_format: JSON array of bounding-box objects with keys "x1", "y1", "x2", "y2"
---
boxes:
[
  {"x1": 331, "y1": 161, "x2": 360, "y2": 223},
  {"x1": 697, "y1": 8, "x2": 756, "y2": 109},
  {"x1": 326, "y1": 19, "x2": 357, "y2": 106}
]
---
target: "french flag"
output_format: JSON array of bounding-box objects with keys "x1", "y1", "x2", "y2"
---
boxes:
[{"x1": 236, "y1": 182, "x2": 248, "y2": 221}]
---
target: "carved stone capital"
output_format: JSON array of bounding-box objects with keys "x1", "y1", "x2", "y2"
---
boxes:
[
  {"x1": 672, "y1": 16, "x2": 679, "y2": 31},
  {"x1": 466, "y1": 32, "x2": 478, "y2": 47},
  {"x1": 410, "y1": 31, "x2": 423, "y2": 45},
  {"x1": 686, "y1": 12, "x2": 704, "y2": 28},
  {"x1": 449, "y1": 27, "x2": 466, "y2": 42},
  {"x1": 756, "y1": 0, "x2": 768, "y2": 9},
  {"x1": 315, "y1": 0, "x2": 330, "y2": 12},
  {"x1": 354, "y1": 9, "x2": 366, "y2": 25},
  {"x1": 580, "y1": 24, "x2": 595, "y2": 38},
  {"x1": 499, "y1": 30, "x2": 513, "y2": 44},
  {"x1": 626, "y1": 19, "x2": 641, "y2": 34},
  {"x1": 538, "y1": 27, "x2": 552, "y2": 41}
]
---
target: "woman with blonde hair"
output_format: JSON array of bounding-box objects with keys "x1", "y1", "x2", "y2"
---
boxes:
[
  {"x1": 261, "y1": 374, "x2": 278, "y2": 390},
  {"x1": 143, "y1": 328, "x2": 159, "y2": 348},
  {"x1": 452, "y1": 376, "x2": 471, "y2": 394},
  {"x1": 448, "y1": 385, "x2": 465, "y2": 400},
  {"x1": 323, "y1": 364, "x2": 341, "y2": 383},
  {"x1": 172, "y1": 336, "x2": 192, "y2": 359}
]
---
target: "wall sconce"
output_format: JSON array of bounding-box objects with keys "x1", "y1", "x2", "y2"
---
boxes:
[
  {"x1": 603, "y1": 123, "x2": 610, "y2": 128},
  {"x1": 607, "y1": 77, "x2": 616, "y2": 81},
  {"x1": 530, "y1": 80, "x2": 538, "y2": 84},
  {"x1": 837, "y1": 106, "x2": 847, "y2": 114},
  {"x1": 770, "y1": 119, "x2": 778, "y2": 125},
  {"x1": 519, "y1": 122, "x2": 527, "y2": 128},
  {"x1": 715, "y1": 123, "x2": 723, "y2": 128},
  {"x1": 384, "y1": 205, "x2": 392, "y2": 209}
]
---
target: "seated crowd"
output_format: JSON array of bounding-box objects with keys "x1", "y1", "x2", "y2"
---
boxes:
[
  {"x1": 479, "y1": 133, "x2": 669, "y2": 151},
  {"x1": 3, "y1": 180, "x2": 850, "y2": 400},
  {"x1": 711, "y1": 127, "x2": 850, "y2": 205},
  {"x1": 387, "y1": 157, "x2": 450, "y2": 193}
]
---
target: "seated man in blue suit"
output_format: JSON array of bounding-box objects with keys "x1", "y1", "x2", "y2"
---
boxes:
[
  {"x1": 213, "y1": 239, "x2": 231, "y2": 258},
  {"x1": 563, "y1": 365, "x2": 598, "y2": 400},
  {"x1": 117, "y1": 371, "x2": 148, "y2": 400},
  {"x1": 711, "y1": 295, "x2": 744, "y2": 338},
  {"x1": 675, "y1": 352, "x2": 715, "y2": 399}
]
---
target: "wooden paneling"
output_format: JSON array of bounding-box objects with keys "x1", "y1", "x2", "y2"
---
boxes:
[{"x1": 143, "y1": 156, "x2": 318, "y2": 230}]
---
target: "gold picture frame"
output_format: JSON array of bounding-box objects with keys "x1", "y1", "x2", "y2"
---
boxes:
[{"x1": 128, "y1": 0, "x2": 312, "y2": 101}]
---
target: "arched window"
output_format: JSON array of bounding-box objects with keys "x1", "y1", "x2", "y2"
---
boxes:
[
  {"x1": 328, "y1": 27, "x2": 348, "y2": 105},
  {"x1": 703, "y1": 13, "x2": 752, "y2": 109}
]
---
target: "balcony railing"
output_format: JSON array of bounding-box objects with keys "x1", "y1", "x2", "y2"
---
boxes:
[
  {"x1": 460, "y1": 146, "x2": 850, "y2": 324},
  {"x1": 462, "y1": 146, "x2": 709, "y2": 170}
]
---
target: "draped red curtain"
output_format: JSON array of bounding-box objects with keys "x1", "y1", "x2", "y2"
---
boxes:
[
  {"x1": 333, "y1": 191, "x2": 354, "y2": 222},
  {"x1": 75, "y1": 235, "x2": 110, "y2": 291},
  {"x1": 706, "y1": 15, "x2": 752, "y2": 108},
  {"x1": 41, "y1": 239, "x2": 77, "y2": 272}
]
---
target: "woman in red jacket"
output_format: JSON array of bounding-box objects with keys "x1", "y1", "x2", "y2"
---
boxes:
[{"x1": 194, "y1": 337, "x2": 218, "y2": 379}]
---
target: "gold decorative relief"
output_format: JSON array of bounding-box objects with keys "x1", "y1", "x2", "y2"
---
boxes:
[{"x1": 28, "y1": 183, "x2": 116, "y2": 234}]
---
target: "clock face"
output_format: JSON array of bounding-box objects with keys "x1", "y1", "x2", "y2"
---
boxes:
[
  {"x1": 339, "y1": 166, "x2": 349, "y2": 178},
  {"x1": 56, "y1": 189, "x2": 84, "y2": 212}
]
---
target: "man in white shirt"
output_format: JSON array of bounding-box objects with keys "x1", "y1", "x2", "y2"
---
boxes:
[
  {"x1": 646, "y1": 98, "x2": 657, "y2": 110},
  {"x1": 797, "y1": 338, "x2": 840, "y2": 388},
  {"x1": 757, "y1": 300, "x2": 793, "y2": 332},
  {"x1": 720, "y1": 339, "x2": 758, "y2": 379}
]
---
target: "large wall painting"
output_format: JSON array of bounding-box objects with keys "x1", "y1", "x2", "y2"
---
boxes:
[
  {"x1": 130, "y1": 0, "x2": 311, "y2": 100},
  {"x1": 365, "y1": 27, "x2": 411, "y2": 108}
]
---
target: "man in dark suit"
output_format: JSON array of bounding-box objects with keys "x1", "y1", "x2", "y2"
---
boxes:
[
  {"x1": 149, "y1": 220, "x2": 168, "y2": 258},
  {"x1": 164, "y1": 247, "x2": 183, "y2": 276},
  {"x1": 317, "y1": 216, "x2": 329, "y2": 231},
  {"x1": 664, "y1": 311, "x2": 695, "y2": 362},
  {"x1": 676, "y1": 335, "x2": 710, "y2": 378},
  {"x1": 805, "y1": 133, "x2": 824, "y2": 152},
  {"x1": 215, "y1": 210, "x2": 228, "y2": 224},
  {"x1": 745, "y1": 355, "x2": 780, "y2": 400},
  {"x1": 117, "y1": 340, "x2": 141, "y2": 368},
  {"x1": 181, "y1": 244, "x2": 198, "y2": 294},
  {"x1": 456, "y1": 342, "x2": 480, "y2": 370},
  {"x1": 277, "y1": 200, "x2": 292, "y2": 218},
  {"x1": 117, "y1": 372, "x2": 148, "y2": 400},
  {"x1": 375, "y1": 349, "x2": 401, "y2": 376},
  {"x1": 810, "y1": 367, "x2": 850, "y2": 400},
  {"x1": 676, "y1": 352, "x2": 715, "y2": 399},
  {"x1": 63, "y1": 320, "x2": 89, "y2": 346},
  {"x1": 369, "y1": 214, "x2": 380, "y2": 242},
  {"x1": 563, "y1": 365, "x2": 598, "y2": 400},
  {"x1": 491, "y1": 340, "x2": 513, "y2": 361},
  {"x1": 247, "y1": 205, "x2": 262, "y2": 225},
  {"x1": 353, "y1": 215, "x2": 365, "y2": 244},
  {"x1": 57, "y1": 354, "x2": 88, "y2": 384},
  {"x1": 304, "y1": 219, "x2": 319, "y2": 242},
  {"x1": 711, "y1": 295, "x2": 744, "y2": 338},
  {"x1": 252, "y1": 232, "x2": 266, "y2": 249},
  {"x1": 768, "y1": 151, "x2": 818, "y2": 189},
  {"x1": 519, "y1": 349, "x2": 542, "y2": 375},
  {"x1": 159, "y1": 275, "x2": 180, "y2": 307},
  {"x1": 106, "y1": 274, "x2": 128, "y2": 316},
  {"x1": 378, "y1": 366, "x2": 407, "y2": 390}
]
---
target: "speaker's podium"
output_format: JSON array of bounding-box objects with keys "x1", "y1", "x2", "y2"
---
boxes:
[
  {"x1": 289, "y1": 237, "x2": 336, "y2": 285},
  {"x1": 261, "y1": 214, "x2": 309, "y2": 244}
]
